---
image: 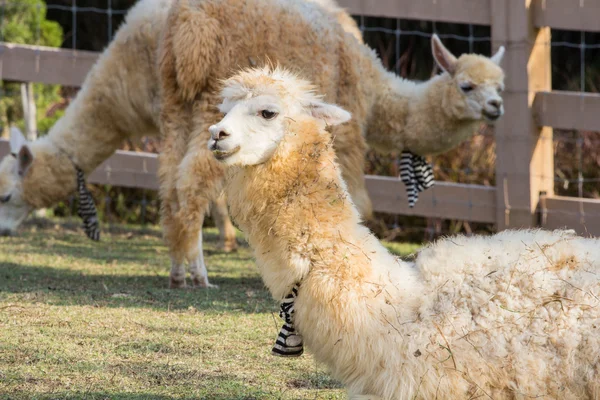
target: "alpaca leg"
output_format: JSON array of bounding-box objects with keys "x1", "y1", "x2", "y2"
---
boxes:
[
  {"x1": 187, "y1": 225, "x2": 218, "y2": 288},
  {"x1": 169, "y1": 256, "x2": 187, "y2": 288},
  {"x1": 173, "y1": 128, "x2": 225, "y2": 287},
  {"x1": 159, "y1": 133, "x2": 192, "y2": 289},
  {"x1": 211, "y1": 194, "x2": 238, "y2": 252},
  {"x1": 165, "y1": 206, "x2": 208, "y2": 289},
  {"x1": 162, "y1": 204, "x2": 189, "y2": 289},
  {"x1": 159, "y1": 94, "x2": 225, "y2": 288}
]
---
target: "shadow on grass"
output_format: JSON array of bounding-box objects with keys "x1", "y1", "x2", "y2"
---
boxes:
[
  {"x1": 2, "y1": 389, "x2": 273, "y2": 400},
  {"x1": 5, "y1": 228, "x2": 246, "y2": 265},
  {"x1": 1, "y1": 365, "x2": 277, "y2": 399},
  {"x1": 0, "y1": 261, "x2": 272, "y2": 314}
]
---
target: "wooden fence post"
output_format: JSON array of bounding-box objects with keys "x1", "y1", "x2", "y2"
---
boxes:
[{"x1": 491, "y1": 0, "x2": 554, "y2": 230}]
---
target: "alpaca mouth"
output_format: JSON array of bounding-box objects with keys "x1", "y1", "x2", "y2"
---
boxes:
[
  {"x1": 482, "y1": 110, "x2": 501, "y2": 122},
  {"x1": 212, "y1": 145, "x2": 241, "y2": 161}
]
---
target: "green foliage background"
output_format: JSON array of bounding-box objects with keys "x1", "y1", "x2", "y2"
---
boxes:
[{"x1": 0, "y1": 0, "x2": 64, "y2": 137}]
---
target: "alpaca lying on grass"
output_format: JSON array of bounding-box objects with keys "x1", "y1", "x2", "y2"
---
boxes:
[
  {"x1": 159, "y1": 0, "x2": 505, "y2": 289},
  {"x1": 0, "y1": 0, "x2": 361, "y2": 288},
  {"x1": 210, "y1": 66, "x2": 600, "y2": 399}
]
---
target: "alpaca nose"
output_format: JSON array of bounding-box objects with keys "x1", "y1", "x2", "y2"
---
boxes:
[
  {"x1": 209, "y1": 125, "x2": 230, "y2": 141},
  {"x1": 216, "y1": 131, "x2": 230, "y2": 140},
  {"x1": 488, "y1": 99, "x2": 502, "y2": 110}
]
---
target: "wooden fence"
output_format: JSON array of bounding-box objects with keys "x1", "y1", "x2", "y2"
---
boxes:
[{"x1": 1, "y1": 0, "x2": 599, "y2": 235}]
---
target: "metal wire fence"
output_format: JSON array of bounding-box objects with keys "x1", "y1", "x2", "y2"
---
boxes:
[
  {"x1": 354, "y1": 14, "x2": 600, "y2": 239},
  {"x1": 0, "y1": 0, "x2": 599, "y2": 241}
]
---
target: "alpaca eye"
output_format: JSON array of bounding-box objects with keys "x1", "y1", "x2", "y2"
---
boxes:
[
  {"x1": 0, "y1": 194, "x2": 11, "y2": 204},
  {"x1": 460, "y1": 83, "x2": 474, "y2": 93},
  {"x1": 260, "y1": 110, "x2": 278, "y2": 120}
]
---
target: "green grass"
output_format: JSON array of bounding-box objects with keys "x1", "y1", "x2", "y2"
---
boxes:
[{"x1": 0, "y1": 221, "x2": 420, "y2": 399}]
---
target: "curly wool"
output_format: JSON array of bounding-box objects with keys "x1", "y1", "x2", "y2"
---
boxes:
[
  {"x1": 158, "y1": 0, "x2": 505, "y2": 271},
  {"x1": 0, "y1": 0, "x2": 359, "y2": 283},
  {"x1": 221, "y1": 68, "x2": 599, "y2": 400}
]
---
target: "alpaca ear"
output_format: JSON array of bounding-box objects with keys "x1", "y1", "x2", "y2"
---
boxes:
[
  {"x1": 307, "y1": 101, "x2": 351, "y2": 126},
  {"x1": 490, "y1": 46, "x2": 505, "y2": 65},
  {"x1": 17, "y1": 144, "x2": 33, "y2": 176},
  {"x1": 431, "y1": 34, "x2": 457, "y2": 75},
  {"x1": 9, "y1": 126, "x2": 33, "y2": 176},
  {"x1": 9, "y1": 126, "x2": 27, "y2": 155}
]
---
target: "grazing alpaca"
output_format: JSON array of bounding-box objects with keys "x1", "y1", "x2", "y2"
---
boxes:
[
  {"x1": 211, "y1": 66, "x2": 600, "y2": 399},
  {"x1": 0, "y1": 0, "x2": 361, "y2": 288},
  {"x1": 159, "y1": 0, "x2": 505, "y2": 288}
]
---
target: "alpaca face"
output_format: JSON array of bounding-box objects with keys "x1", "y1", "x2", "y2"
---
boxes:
[
  {"x1": 432, "y1": 34, "x2": 505, "y2": 124},
  {"x1": 0, "y1": 128, "x2": 33, "y2": 236},
  {"x1": 208, "y1": 94, "x2": 287, "y2": 166},
  {"x1": 208, "y1": 67, "x2": 351, "y2": 166}
]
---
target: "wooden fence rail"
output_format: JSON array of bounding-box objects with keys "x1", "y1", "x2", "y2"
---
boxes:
[
  {"x1": 1, "y1": 0, "x2": 600, "y2": 237},
  {"x1": 0, "y1": 42, "x2": 98, "y2": 87},
  {"x1": 0, "y1": 139, "x2": 498, "y2": 223}
]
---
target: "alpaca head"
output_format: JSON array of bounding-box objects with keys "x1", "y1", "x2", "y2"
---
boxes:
[
  {"x1": 431, "y1": 34, "x2": 505, "y2": 123},
  {"x1": 208, "y1": 66, "x2": 351, "y2": 166},
  {"x1": 0, "y1": 128, "x2": 34, "y2": 236}
]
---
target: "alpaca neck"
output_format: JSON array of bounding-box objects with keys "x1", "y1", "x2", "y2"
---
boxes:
[
  {"x1": 21, "y1": 137, "x2": 78, "y2": 209},
  {"x1": 225, "y1": 119, "x2": 362, "y2": 299},
  {"x1": 368, "y1": 71, "x2": 483, "y2": 156},
  {"x1": 45, "y1": 24, "x2": 162, "y2": 174},
  {"x1": 46, "y1": 79, "x2": 150, "y2": 174},
  {"x1": 17, "y1": 85, "x2": 123, "y2": 210}
]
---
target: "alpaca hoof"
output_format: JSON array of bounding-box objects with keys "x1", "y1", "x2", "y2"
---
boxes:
[
  {"x1": 169, "y1": 278, "x2": 187, "y2": 289},
  {"x1": 192, "y1": 277, "x2": 219, "y2": 289},
  {"x1": 218, "y1": 238, "x2": 238, "y2": 253}
]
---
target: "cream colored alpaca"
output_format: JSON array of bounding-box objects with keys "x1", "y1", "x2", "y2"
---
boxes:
[
  {"x1": 0, "y1": 0, "x2": 360, "y2": 287},
  {"x1": 211, "y1": 67, "x2": 600, "y2": 399},
  {"x1": 159, "y1": 0, "x2": 505, "y2": 289},
  {"x1": 0, "y1": 0, "x2": 171, "y2": 233},
  {"x1": 0, "y1": 0, "x2": 232, "y2": 288}
]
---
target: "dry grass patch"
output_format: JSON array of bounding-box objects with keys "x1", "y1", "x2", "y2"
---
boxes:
[{"x1": 0, "y1": 221, "x2": 420, "y2": 399}]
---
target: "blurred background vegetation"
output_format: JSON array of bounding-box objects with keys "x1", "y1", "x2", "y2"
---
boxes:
[
  {"x1": 1, "y1": 1, "x2": 598, "y2": 241},
  {"x1": 0, "y1": 0, "x2": 64, "y2": 137}
]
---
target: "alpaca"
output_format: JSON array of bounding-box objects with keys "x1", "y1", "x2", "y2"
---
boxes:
[
  {"x1": 0, "y1": 0, "x2": 361, "y2": 287},
  {"x1": 210, "y1": 66, "x2": 600, "y2": 399},
  {"x1": 158, "y1": 0, "x2": 505, "y2": 288},
  {"x1": 0, "y1": 0, "x2": 231, "y2": 288}
]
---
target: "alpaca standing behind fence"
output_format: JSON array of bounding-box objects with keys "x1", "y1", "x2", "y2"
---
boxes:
[
  {"x1": 0, "y1": 0, "x2": 362, "y2": 288},
  {"x1": 158, "y1": 0, "x2": 506, "y2": 290},
  {"x1": 211, "y1": 66, "x2": 600, "y2": 399}
]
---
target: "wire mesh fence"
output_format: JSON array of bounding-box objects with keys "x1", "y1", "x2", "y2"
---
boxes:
[
  {"x1": 0, "y1": 0, "x2": 598, "y2": 241},
  {"x1": 354, "y1": 14, "x2": 600, "y2": 239}
]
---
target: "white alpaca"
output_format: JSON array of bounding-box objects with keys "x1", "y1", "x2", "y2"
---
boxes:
[
  {"x1": 159, "y1": 0, "x2": 506, "y2": 290},
  {"x1": 210, "y1": 66, "x2": 600, "y2": 399},
  {"x1": 0, "y1": 0, "x2": 229, "y2": 288},
  {"x1": 0, "y1": 0, "x2": 361, "y2": 287}
]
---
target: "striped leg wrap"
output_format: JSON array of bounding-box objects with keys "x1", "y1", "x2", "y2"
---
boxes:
[
  {"x1": 75, "y1": 167, "x2": 100, "y2": 241},
  {"x1": 399, "y1": 151, "x2": 435, "y2": 208},
  {"x1": 272, "y1": 285, "x2": 304, "y2": 357}
]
